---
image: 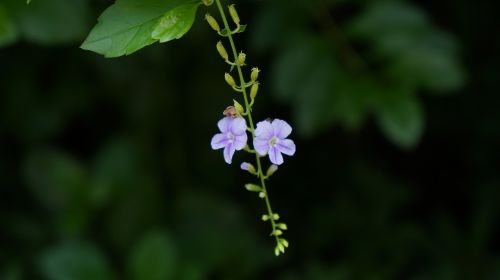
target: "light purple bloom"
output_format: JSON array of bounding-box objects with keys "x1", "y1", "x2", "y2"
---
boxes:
[
  {"x1": 211, "y1": 117, "x2": 248, "y2": 164},
  {"x1": 253, "y1": 119, "x2": 296, "y2": 165}
]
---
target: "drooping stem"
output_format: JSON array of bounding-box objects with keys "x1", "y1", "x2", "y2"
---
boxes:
[{"x1": 214, "y1": 0, "x2": 280, "y2": 244}]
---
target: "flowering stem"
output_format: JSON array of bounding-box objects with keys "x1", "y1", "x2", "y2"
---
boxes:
[{"x1": 214, "y1": 0, "x2": 280, "y2": 245}]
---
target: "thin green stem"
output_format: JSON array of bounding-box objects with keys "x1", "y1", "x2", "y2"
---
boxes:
[{"x1": 215, "y1": 0, "x2": 279, "y2": 244}]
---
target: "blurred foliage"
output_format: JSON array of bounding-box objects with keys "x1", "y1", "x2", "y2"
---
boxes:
[{"x1": 1, "y1": 0, "x2": 499, "y2": 279}]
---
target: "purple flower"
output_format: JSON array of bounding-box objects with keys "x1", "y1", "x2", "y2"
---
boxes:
[
  {"x1": 253, "y1": 119, "x2": 296, "y2": 165},
  {"x1": 211, "y1": 117, "x2": 248, "y2": 164}
]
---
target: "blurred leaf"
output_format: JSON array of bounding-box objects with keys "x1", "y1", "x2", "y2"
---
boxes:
[
  {"x1": 7, "y1": 0, "x2": 89, "y2": 44},
  {"x1": 151, "y1": 3, "x2": 198, "y2": 43},
  {"x1": 81, "y1": 0, "x2": 198, "y2": 58},
  {"x1": 128, "y1": 230, "x2": 178, "y2": 280},
  {"x1": 0, "y1": 5, "x2": 18, "y2": 47},
  {"x1": 39, "y1": 242, "x2": 113, "y2": 280},
  {"x1": 375, "y1": 88, "x2": 424, "y2": 148}
]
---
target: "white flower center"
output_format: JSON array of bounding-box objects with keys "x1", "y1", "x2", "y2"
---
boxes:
[
  {"x1": 269, "y1": 136, "x2": 278, "y2": 147},
  {"x1": 226, "y1": 132, "x2": 234, "y2": 143}
]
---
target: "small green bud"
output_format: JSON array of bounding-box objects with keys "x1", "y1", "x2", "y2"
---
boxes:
[
  {"x1": 238, "y1": 52, "x2": 246, "y2": 66},
  {"x1": 250, "y1": 82, "x2": 259, "y2": 100},
  {"x1": 217, "y1": 41, "x2": 229, "y2": 61},
  {"x1": 202, "y1": 0, "x2": 214, "y2": 6},
  {"x1": 251, "y1": 67, "x2": 260, "y2": 81},
  {"x1": 245, "y1": 184, "x2": 261, "y2": 192},
  {"x1": 228, "y1": 4, "x2": 240, "y2": 25},
  {"x1": 278, "y1": 243, "x2": 285, "y2": 253},
  {"x1": 272, "y1": 229, "x2": 283, "y2": 236},
  {"x1": 280, "y1": 238, "x2": 289, "y2": 248},
  {"x1": 277, "y1": 223, "x2": 288, "y2": 230},
  {"x1": 262, "y1": 214, "x2": 269, "y2": 221},
  {"x1": 233, "y1": 99, "x2": 244, "y2": 115},
  {"x1": 205, "y1": 14, "x2": 220, "y2": 32},
  {"x1": 266, "y1": 164, "x2": 278, "y2": 177},
  {"x1": 259, "y1": 192, "x2": 266, "y2": 198},
  {"x1": 274, "y1": 246, "x2": 280, "y2": 256},
  {"x1": 224, "y1": 73, "x2": 236, "y2": 88},
  {"x1": 272, "y1": 213, "x2": 280, "y2": 220}
]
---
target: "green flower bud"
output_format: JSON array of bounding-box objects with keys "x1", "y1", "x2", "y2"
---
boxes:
[
  {"x1": 272, "y1": 213, "x2": 280, "y2": 220},
  {"x1": 277, "y1": 223, "x2": 288, "y2": 230},
  {"x1": 280, "y1": 238, "x2": 289, "y2": 248},
  {"x1": 259, "y1": 192, "x2": 266, "y2": 198},
  {"x1": 250, "y1": 82, "x2": 259, "y2": 100},
  {"x1": 244, "y1": 184, "x2": 261, "y2": 192},
  {"x1": 205, "y1": 14, "x2": 220, "y2": 32},
  {"x1": 278, "y1": 243, "x2": 285, "y2": 253},
  {"x1": 251, "y1": 67, "x2": 260, "y2": 81},
  {"x1": 266, "y1": 164, "x2": 278, "y2": 177},
  {"x1": 228, "y1": 4, "x2": 240, "y2": 25},
  {"x1": 224, "y1": 73, "x2": 236, "y2": 88},
  {"x1": 274, "y1": 246, "x2": 280, "y2": 256},
  {"x1": 233, "y1": 99, "x2": 244, "y2": 115},
  {"x1": 202, "y1": 0, "x2": 213, "y2": 6},
  {"x1": 262, "y1": 214, "x2": 269, "y2": 221},
  {"x1": 217, "y1": 41, "x2": 228, "y2": 61},
  {"x1": 238, "y1": 52, "x2": 246, "y2": 66},
  {"x1": 272, "y1": 229, "x2": 283, "y2": 236}
]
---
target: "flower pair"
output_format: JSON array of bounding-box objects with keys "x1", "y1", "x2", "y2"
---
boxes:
[{"x1": 211, "y1": 117, "x2": 296, "y2": 165}]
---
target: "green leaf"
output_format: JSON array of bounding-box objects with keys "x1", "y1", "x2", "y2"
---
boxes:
[
  {"x1": 375, "y1": 88, "x2": 424, "y2": 149},
  {"x1": 39, "y1": 242, "x2": 114, "y2": 280},
  {"x1": 0, "y1": 4, "x2": 19, "y2": 47},
  {"x1": 81, "y1": 0, "x2": 199, "y2": 58},
  {"x1": 151, "y1": 3, "x2": 199, "y2": 43},
  {"x1": 128, "y1": 231, "x2": 178, "y2": 280}
]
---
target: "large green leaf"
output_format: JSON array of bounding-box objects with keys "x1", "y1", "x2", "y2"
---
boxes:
[{"x1": 81, "y1": 0, "x2": 199, "y2": 58}]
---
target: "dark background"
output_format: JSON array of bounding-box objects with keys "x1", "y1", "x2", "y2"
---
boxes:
[{"x1": 1, "y1": 0, "x2": 499, "y2": 279}]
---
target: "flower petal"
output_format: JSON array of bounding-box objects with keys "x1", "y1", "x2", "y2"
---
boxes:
[
  {"x1": 277, "y1": 139, "x2": 296, "y2": 156},
  {"x1": 211, "y1": 133, "x2": 228, "y2": 150},
  {"x1": 268, "y1": 146, "x2": 284, "y2": 165},
  {"x1": 233, "y1": 133, "x2": 248, "y2": 150},
  {"x1": 272, "y1": 119, "x2": 292, "y2": 139},
  {"x1": 255, "y1": 120, "x2": 274, "y2": 140},
  {"x1": 223, "y1": 143, "x2": 236, "y2": 164},
  {"x1": 231, "y1": 117, "x2": 247, "y2": 135},
  {"x1": 217, "y1": 117, "x2": 233, "y2": 133},
  {"x1": 253, "y1": 138, "x2": 269, "y2": 156}
]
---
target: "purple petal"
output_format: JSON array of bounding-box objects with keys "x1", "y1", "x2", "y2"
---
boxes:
[
  {"x1": 217, "y1": 117, "x2": 233, "y2": 133},
  {"x1": 272, "y1": 119, "x2": 292, "y2": 139},
  {"x1": 223, "y1": 143, "x2": 236, "y2": 164},
  {"x1": 268, "y1": 146, "x2": 284, "y2": 165},
  {"x1": 240, "y1": 162, "x2": 251, "y2": 171},
  {"x1": 211, "y1": 133, "x2": 228, "y2": 150},
  {"x1": 253, "y1": 138, "x2": 269, "y2": 156},
  {"x1": 255, "y1": 120, "x2": 274, "y2": 140},
  {"x1": 230, "y1": 117, "x2": 247, "y2": 135},
  {"x1": 233, "y1": 133, "x2": 248, "y2": 150},
  {"x1": 277, "y1": 139, "x2": 296, "y2": 156}
]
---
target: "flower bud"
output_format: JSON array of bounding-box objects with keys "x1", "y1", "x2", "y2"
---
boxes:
[
  {"x1": 272, "y1": 213, "x2": 280, "y2": 220},
  {"x1": 224, "y1": 73, "x2": 236, "y2": 87},
  {"x1": 202, "y1": 0, "x2": 213, "y2": 6},
  {"x1": 205, "y1": 14, "x2": 220, "y2": 32},
  {"x1": 272, "y1": 229, "x2": 283, "y2": 236},
  {"x1": 240, "y1": 162, "x2": 256, "y2": 173},
  {"x1": 250, "y1": 67, "x2": 260, "y2": 81},
  {"x1": 237, "y1": 52, "x2": 246, "y2": 66},
  {"x1": 216, "y1": 41, "x2": 228, "y2": 61},
  {"x1": 280, "y1": 238, "x2": 289, "y2": 248},
  {"x1": 228, "y1": 4, "x2": 240, "y2": 25},
  {"x1": 250, "y1": 82, "x2": 259, "y2": 100},
  {"x1": 259, "y1": 192, "x2": 266, "y2": 198},
  {"x1": 277, "y1": 223, "x2": 288, "y2": 230},
  {"x1": 233, "y1": 99, "x2": 244, "y2": 115},
  {"x1": 245, "y1": 184, "x2": 261, "y2": 192},
  {"x1": 261, "y1": 214, "x2": 269, "y2": 221},
  {"x1": 277, "y1": 243, "x2": 285, "y2": 253}
]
